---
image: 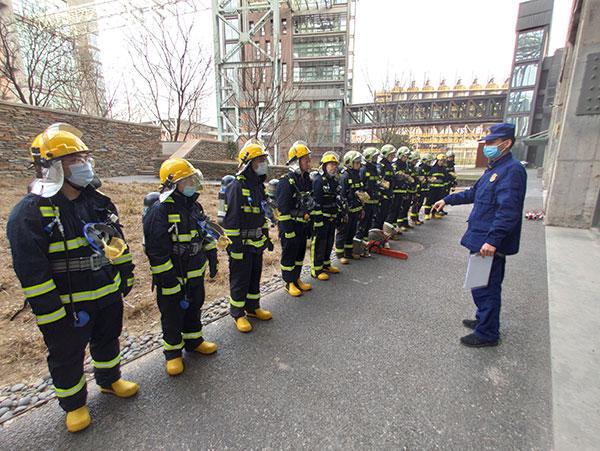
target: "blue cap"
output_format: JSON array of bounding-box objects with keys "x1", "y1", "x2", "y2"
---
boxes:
[{"x1": 482, "y1": 123, "x2": 515, "y2": 142}]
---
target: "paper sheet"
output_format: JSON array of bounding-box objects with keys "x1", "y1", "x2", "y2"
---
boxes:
[{"x1": 464, "y1": 253, "x2": 493, "y2": 289}]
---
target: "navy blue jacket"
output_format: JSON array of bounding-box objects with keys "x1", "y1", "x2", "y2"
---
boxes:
[{"x1": 443, "y1": 153, "x2": 527, "y2": 255}]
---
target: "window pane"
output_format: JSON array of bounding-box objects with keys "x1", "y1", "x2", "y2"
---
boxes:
[
  {"x1": 512, "y1": 63, "x2": 538, "y2": 87},
  {"x1": 293, "y1": 13, "x2": 347, "y2": 34},
  {"x1": 507, "y1": 90, "x2": 534, "y2": 113},
  {"x1": 507, "y1": 115, "x2": 530, "y2": 136},
  {"x1": 293, "y1": 36, "x2": 346, "y2": 58},
  {"x1": 515, "y1": 29, "x2": 544, "y2": 62}
]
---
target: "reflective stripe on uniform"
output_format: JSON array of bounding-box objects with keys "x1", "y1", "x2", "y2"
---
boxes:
[
  {"x1": 295, "y1": 260, "x2": 304, "y2": 266},
  {"x1": 39, "y1": 206, "x2": 59, "y2": 217},
  {"x1": 247, "y1": 293, "x2": 260, "y2": 300},
  {"x1": 280, "y1": 264, "x2": 294, "y2": 271},
  {"x1": 224, "y1": 228, "x2": 240, "y2": 237},
  {"x1": 111, "y1": 253, "x2": 132, "y2": 265},
  {"x1": 204, "y1": 240, "x2": 217, "y2": 251},
  {"x1": 187, "y1": 261, "x2": 208, "y2": 279},
  {"x1": 229, "y1": 297, "x2": 245, "y2": 308},
  {"x1": 23, "y1": 279, "x2": 57, "y2": 298},
  {"x1": 161, "y1": 284, "x2": 182, "y2": 296},
  {"x1": 244, "y1": 236, "x2": 267, "y2": 248},
  {"x1": 59, "y1": 272, "x2": 122, "y2": 304},
  {"x1": 230, "y1": 252, "x2": 243, "y2": 260},
  {"x1": 284, "y1": 232, "x2": 296, "y2": 239},
  {"x1": 278, "y1": 214, "x2": 292, "y2": 221},
  {"x1": 127, "y1": 277, "x2": 135, "y2": 287},
  {"x1": 151, "y1": 259, "x2": 174, "y2": 274},
  {"x1": 48, "y1": 237, "x2": 89, "y2": 253},
  {"x1": 163, "y1": 339, "x2": 184, "y2": 351},
  {"x1": 182, "y1": 330, "x2": 203, "y2": 340},
  {"x1": 54, "y1": 375, "x2": 86, "y2": 398},
  {"x1": 36, "y1": 306, "x2": 66, "y2": 325},
  {"x1": 241, "y1": 188, "x2": 251, "y2": 196},
  {"x1": 173, "y1": 230, "x2": 199, "y2": 242},
  {"x1": 168, "y1": 214, "x2": 181, "y2": 223},
  {"x1": 92, "y1": 353, "x2": 121, "y2": 369}
]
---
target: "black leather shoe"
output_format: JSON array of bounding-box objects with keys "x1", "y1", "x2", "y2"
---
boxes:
[
  {"x1": 460, "y1": 333, "x2": 498, "y2": 347},
  {"x1": 462, "y1": 319, "x2": 480, "y2": 330}
]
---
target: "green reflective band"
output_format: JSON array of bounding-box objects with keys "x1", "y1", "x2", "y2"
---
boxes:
[
  {"x1": 295, "y1": 260, "x2": 304, "y2": 266},
  {"x1": 314, "y1": 222, "x2": 324, "y2": 227},
  {"x1": 365, "y1": 199, "x2": 379, "y2": 204},
  {"x1": 55, "y1": 375, "x2": 86, "y2": 398},
  {"x1": 430, "y1": 184, "x2": 444, "y2": 187},
  {"x1": 296, "y1": 217, "x2": 308, "y2": 223},
  {"x1": 311, "y1": 210, "x2": 323, "y2": 216},
  {"x1": 36, "y1": 306, "x2": 66, "y2": 325},
  {"x1": 204, "y1": 241, "x2": 217, "y2": 251},
  {"x1": 241, "y1": 188, "x2": 251, "y2": 196},
  {"x1": 350, "y1": 206, "x2": 362, "y2": 213},
  {"x1": 224, "y1": 229, "x2": 240, "y2": 237},
  {"x1": 163, "y1": 339, "x2": 184, "y2": 351},
  {"x1": 92, "y1": 353, "x2": 121, "y2": 369},
  {"x1": 163, "y1": 197, "x2": 174, "y2": 203},
  {"x1": 229, "y1": 297, "x2": 245, "y2": 308},
  {"x1": 175, "y1": 230, "x2": 199, "y2": 242},
  {"x1": 48, "y1": 237, "x2": 89, "y2": 253},
  {"x1": 127, "y1": 277, "x2": 135, "y2": 287},
  {"x1": 39, "y1": 206, "x2": 59, "y2": 217},
  {"x1": 151, "y1": 259, "x2": 173, "y2": 274},
  {"x1": 242, "y1": 206, "x2": 261, "y2": 213},
  {"x1": 161, "y1": 284, "x2": 182, "y2": 296},
  {"x1": 312, "y1": 265, "x2": 323, "y2": 271},
  {"x1": 278, "y1": 214, "x2": 292, "y2": 221},
  {"x1": 335, "y1": 247, "x2": 344, "y2": 253},
  {"x1": 182, "y1": 330, "x2": 203, "y2": 340},
  {"x1": 280, "y1": 264, "x2": 294, "y2": 271},
  {"x1": 433, "y1": 173, "x2": 445, "y2": 177},
  {"x1": 60, "y1": 272, "x2": 122, "y2": 304},
  {"x1": 247, "y1": 293, "x2": 260, "y2": 300},
  {"x1": 23, "y1": 279, "x2": 57, "y2": 299},
  {"x1": 345, "y1": 244, "x2": 353, "y2": 249},
  {"x1": 187, "y1": 261, "x2": 208, "y2": 279},
  {"x1": 111, "y1": 253, "x2": 133, "y2": 265},
  {"x1": 244, "y1": 236, "x2": 267, "y2": 248},
  {"x1": 168, "y1": 214, "x2": 181, "y2": 223},
  {"x1": 230, "y1": 252, "x2": 243, "y2": 260},
  {"x1": 324, "y1": 260, "x2": 331, "y2": 265},
  {"x1": 284, "y1": 232, "x2": 296, "y2": 239}
]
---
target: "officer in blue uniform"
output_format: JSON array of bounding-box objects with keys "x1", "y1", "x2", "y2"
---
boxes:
[{"x1": 433, "y1": 123, "x2": 527, "y2": 347}]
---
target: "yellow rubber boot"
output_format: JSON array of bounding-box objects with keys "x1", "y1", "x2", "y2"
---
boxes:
[
  {"x1": 247, "y1": 308, "x2": 273, "y2": 321},
  {"x1": 325, "y1": 266, "x2": 341, "y2": 274},
  {"x1": 194, "y1": 340, "x2": 217, "y2": 355},
  {"x1": 100, "y1": 378, "x2": 139, "y2": 398},
  {"x1": 296, "y1": 279, "x2": 312, "y2": 291},
  {"x1": 66, "y1": 405, "x2": 91, "y2": 433},
  {"x1": 285, "y1": 282, "x2": 303, "y2": 297},
  {"x1": 424, "y1": 214, "x2": 432, "y2": 220},
  {"x1": 313, "y1": 272, "x2": 329, "y2": 281},
  {"x1": 166, "y1": 357, "x2": 184, "y2": 376},
  {"x1": 235, "y1": 316, "x2": 253, "y2": 332}
]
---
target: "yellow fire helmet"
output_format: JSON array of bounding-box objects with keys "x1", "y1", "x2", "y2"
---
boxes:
[
  {"x1": 238, "y1": 138, "x2": 270, "y2": 173},
  {"x1": 287, "y1": 140, "x2": 311, "y2": 165},
  {"x1": 320, "y1": 151, "x2": 340, "y2": 166},
  {"x1": 436, "y1": 153, "x2": 447, "y2": 161},
  {"x1": 38, "y1": 123, "x2": 89, "y2": 161},
  {"x1": 29, "y1": 123, "x2": 89, "y2": 198},
  {"x1": 362, "y1": 146, "x2": 380, "y2": 163},
  {"x1": 159, "y1": 158, "x2": 204, "y2": 202},
  {"x1": 380, "y1": 144, "x2": 396, "y2": 158}
]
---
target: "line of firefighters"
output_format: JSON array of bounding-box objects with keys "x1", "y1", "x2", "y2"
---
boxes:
[{"x1": 6, "y1": 123, "x2": 456, "y2": 433}]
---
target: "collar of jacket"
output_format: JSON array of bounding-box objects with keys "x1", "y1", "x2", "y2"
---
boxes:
[
  {"x1": 487, "y1": 151, "x2": 513, "y2": 170},
  {"x1": 171, "y1": 189, "x2": 199, "y2": 207},
  {"x1": 241, "y1": 165, "x2": 264, "y2": 184}
]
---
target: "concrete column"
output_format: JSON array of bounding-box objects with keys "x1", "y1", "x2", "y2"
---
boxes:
[{"x1": 544, "y1": 0, "x2": 600, "y2": 228}]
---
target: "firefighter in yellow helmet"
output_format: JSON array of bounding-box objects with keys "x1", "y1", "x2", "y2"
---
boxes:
[
  {"x1": 222, "y1": 139, "x2": 274, "y2": 333},
  {"x1": 7, "y1": 123, "x2": 139, "y2": 433},
  {"x1": 276, "y1": 141, "x2": 317, "y2": 297},
  {"x1": 143, "y1": 158, "x2": 219, "y2": 376},
  {"x1": 310, "y1": 151, "x2": 343, "y2": 280}
]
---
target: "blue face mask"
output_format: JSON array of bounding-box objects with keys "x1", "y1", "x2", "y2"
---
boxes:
[
  {"x1": 182, "y1": 186, "x2": 197, "y2": 197},
  {"x1": 483, "y1": 145, "x2": 503, "y2": 160},
  {"x1": 66, "y1": 162, "x2": 94, "y2": 188}
]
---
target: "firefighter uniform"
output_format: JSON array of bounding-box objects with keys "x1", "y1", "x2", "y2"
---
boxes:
[
  {"x1": 6, "y1": 123, "x2": 138, "y2": 433},
  {"x1": 392, "y1": 148, "x2": 412, "y2": 231},
  {"x1": 222, "y1": 139, "x2": 273, "y2": 333},
  {"x1": 311, "y1": 152, "x2": 342, "y2": 279},
  {"x1": 374, "y1": 144, "x2": 396, "y2": 232},
  {"x1": 335, "y1": 151, "x2": 364, "y2": 262},
  {"x1": 409, "y1": 153, "x2": 426, "y2": 225},
  {"x1": 419, "y1": 154, "x2": 434, "y2": 218},
  {"x1": 405, "y1": 155, "x2": 420, "y2": 227},
  {"x1": 357, "y1": 147, "x2": 381, "y2": 242},
  {"x1": 428, "y1": 155, "x2": 449, "y2": 219},
  {"x1": 143, "y1": 158, "x2": 218, "y2": 376},
  {"x1": 277, "y1": 141, "x2": 316, "y2": 297}
]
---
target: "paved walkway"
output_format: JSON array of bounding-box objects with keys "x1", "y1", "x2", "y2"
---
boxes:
[{"x1": 0, "y1": 172, "x2": 553, "y2": 449}]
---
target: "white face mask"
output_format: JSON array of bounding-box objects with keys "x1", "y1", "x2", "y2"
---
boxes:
[
  {"x1": 254, "y1": 161, "x2": 268, "y2": 176},
  {"x1": 66, "y1": 161, "x2": 95, "y2": 188}
]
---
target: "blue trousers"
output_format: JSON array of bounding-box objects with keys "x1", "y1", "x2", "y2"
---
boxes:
[{"x1": 472, "y1": 255, "x2": 506, "y2": 342}]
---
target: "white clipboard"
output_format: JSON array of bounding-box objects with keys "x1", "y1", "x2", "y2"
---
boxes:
[{"x1": 464, "y1": 253, "x2": 493, "y2": 289}]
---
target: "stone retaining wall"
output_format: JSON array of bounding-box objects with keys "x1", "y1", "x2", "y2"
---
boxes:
[{"x1": 0, "y1": 101, "x2": 162, "y2": 177}]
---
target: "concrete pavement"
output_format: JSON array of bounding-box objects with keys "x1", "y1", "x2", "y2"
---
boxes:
[{"x1": 0, "y1": 172, "x2": 553, "y2": 449}]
